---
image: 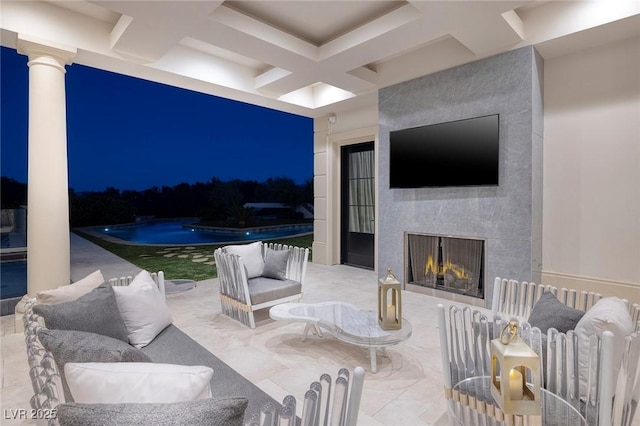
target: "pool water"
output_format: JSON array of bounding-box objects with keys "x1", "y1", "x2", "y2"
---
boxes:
[
  {"x1": 1, "y1": 260, "x2": 27, "y2": 299},
  {"x1": 95, "y1": 220, "x2": 312, "y2": 245}
]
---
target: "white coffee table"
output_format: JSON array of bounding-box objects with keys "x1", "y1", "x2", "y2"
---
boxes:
[{"x1": 269, "y1": 301, "x2": 412, "y2": 373}]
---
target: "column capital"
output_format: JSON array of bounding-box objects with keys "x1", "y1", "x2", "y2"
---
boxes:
[{"x1": 17, "y1": 34, "x2": 77, "y2": 72}]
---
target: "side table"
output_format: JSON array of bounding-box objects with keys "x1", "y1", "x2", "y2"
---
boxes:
[{"x1": 449, "y1": 376, "x2": 586, "y2": 426}]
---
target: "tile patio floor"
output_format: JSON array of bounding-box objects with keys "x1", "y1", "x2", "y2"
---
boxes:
[{"x1": 0, "y1": 236, "x2": 470, "y2": 425}]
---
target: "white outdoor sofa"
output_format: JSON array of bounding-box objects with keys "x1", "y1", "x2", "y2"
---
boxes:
[
  {"x1": 214, "y1": 242, "x2": 309, "y2": 328},
  {"x1": 24, "y1": 270, "x2": 364, "y2": 426}
]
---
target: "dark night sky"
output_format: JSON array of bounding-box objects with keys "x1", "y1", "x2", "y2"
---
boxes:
[{"x1": 0, "y1": 46, "x2": 313, "y2": 192}]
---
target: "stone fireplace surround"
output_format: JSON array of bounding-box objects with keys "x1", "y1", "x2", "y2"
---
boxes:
[{"x1": 378, "y1": 46, "x2": 544, "y2": 307}]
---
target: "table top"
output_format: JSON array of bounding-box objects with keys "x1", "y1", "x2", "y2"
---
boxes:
[
  {"x1": 269, "y1": 301, "x2": 412, "y2": 347},
  {"x1": 451, "y1": 376, "x2": 586, "y2": 426}
]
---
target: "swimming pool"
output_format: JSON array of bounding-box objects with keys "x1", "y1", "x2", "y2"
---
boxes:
[
  {"x1": 93, "y1": 220, "x2": 313, "y2": 245},
  {"x1": 1, "y1": 260, "x2": 27, "y2": 300}
]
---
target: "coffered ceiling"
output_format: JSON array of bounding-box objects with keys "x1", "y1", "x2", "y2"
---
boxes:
[{"x1": 1, "y1": 1, "x2": 639, "y2": 117}]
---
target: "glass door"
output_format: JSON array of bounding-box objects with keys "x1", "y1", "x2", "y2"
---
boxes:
[{"x1": 340, "y1": 142, "x2": 374, "y2": 269}]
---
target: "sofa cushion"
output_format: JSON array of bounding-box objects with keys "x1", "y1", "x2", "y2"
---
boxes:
[
  {"x1": 248, "y1": 277, "x2": 301, "y2": 305},
  {"x1": 528, "y1": 291, "x2": 585, "y2": 334},
  {"x1": 33, "y1": 285, "x2": 129, "y2": 342},
  {"x1": 575, "y1": 297, "x2": 634, "y2": 398},
  {"x1": 113, "y1": 270, "x2": 172, "y2": 348},
  {"x1": 262, "y1": 247, "x2": 290, "y2": 280},
  {"x1": 57, "y1": 397, "x2": 248, "y2": 426},
  {"x1": 64, "y1": 362, "x2": 213, "y2": 404},
  {"x1": 36, "y1": 270, "x2": 105, "y2": 305},
  {"x1": 37, "y1": 329, "x2": 151, "y2": 402},
  {"x1": 225, "y1": 241, "x2": 264, "y2": 278},
  {"x1": 141, "y1": 324, "x2": 280, "y2": 417}
]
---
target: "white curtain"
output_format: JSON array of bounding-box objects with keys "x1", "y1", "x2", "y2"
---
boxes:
[{"x1": 348, "y1": 150, "x2": 374, "y2": 234}]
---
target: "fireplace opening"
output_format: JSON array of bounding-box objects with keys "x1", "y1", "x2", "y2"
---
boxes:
[{"x1": 405, "y1": 233, "x2": 485, "y2": 300}]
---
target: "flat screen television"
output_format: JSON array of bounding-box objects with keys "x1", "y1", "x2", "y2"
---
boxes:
[{"x1": 389, "y1": 114, "x2": 499, "y2": 188}]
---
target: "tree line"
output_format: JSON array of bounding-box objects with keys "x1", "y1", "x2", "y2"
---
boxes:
[{"x1": 1, "y1": 176, "x2": 313, "y2": 227}]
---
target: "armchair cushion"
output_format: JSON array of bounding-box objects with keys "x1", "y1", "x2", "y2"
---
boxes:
[
  {"x1": 528, "y1": 291, "x2": 585, "y2": 334},
  {"x1": 33, "y1": 285, "x2": 129, "y2": 342},
  {"x1": 248, "y1": 277, "x2": 301, "y2": 305},
  {"x1": 262, "y1": 247, "x2": 290, "y2": 280},
  {"x1": 57, "y1": 397, "x2": 248, "y2": 426},
  {"x1": 575, "y1": 297, "x2": 634, "y2": 397},
  {"x1": 225, "y1": 241, "x2": 264, "y2": 278}
]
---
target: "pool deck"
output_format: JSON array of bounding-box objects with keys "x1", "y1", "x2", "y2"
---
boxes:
[{"x1": 70, "y1": 232, "x2": 141, "y2": 281}]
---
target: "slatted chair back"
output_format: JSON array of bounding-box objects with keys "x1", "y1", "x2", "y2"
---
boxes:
[
  {"x1": 541, "y1": 328, "x2": 640, "y2": 426},
  {"x1": 107, "y1": 271, "x2": 166, "y2": 300},
  {"x1": 244, "y1": 367, "x2": 365, "y2": 426},
  {"x1": 491, "y1": 277, "x2": 610, "y2": 321},
  {"x1": 609, "y1": 331, "x2": 640, "y2": 426},
  {"x1": 545, "y1": 329, "x2": 582, "y2": 414},
  {"x1": 264, "y1": 242, "x2": 309, "y2": 284},
  {"x1": 492, "y1": 278, "x2": 639, "y2": 333},
  {"x1": 631, "y1": 303, "x2": 640, "y2": 332}
]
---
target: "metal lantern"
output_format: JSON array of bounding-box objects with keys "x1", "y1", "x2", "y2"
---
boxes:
[
  {"x1": 490, "y1": 321, "x2": 541, "y2": 416},
  {"x1": 378, "y1": 268, "x2": 402, "y2": 330}
]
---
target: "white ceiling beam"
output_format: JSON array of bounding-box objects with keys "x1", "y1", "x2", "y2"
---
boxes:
[
  {"x1": 209, "y1": 5, "x2": 317, "y2": 61},
  {"x1": 348, "y1": 67, "x2": 378, "y2": 85},
  {"x1": 502, "y1": 10, "x2": 525, "y2": 41},
  {"x1": 100, "y1": 0, "x2": 224, "y2": 63},
  {"x1": 318, "y1": 3, "x2": 423, "y2": 61},
  {"x1": 515, "y1": 0, "x2": 640, "y2": 47},
  {"x1": 255, "y1": 67, "x2": 292, "y2": 89}
]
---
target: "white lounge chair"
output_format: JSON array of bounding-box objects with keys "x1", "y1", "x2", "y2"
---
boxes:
[{"x1": 214, "y1": 242, "x2": 309, "y2": 328}]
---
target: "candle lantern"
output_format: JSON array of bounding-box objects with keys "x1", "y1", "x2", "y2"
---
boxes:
[
  {"x1": 490, "y1": 320, "x2": 541, "y2": 415},
  {"x1": 378, "y1": 268, "x2": 402, "y2": 330}
]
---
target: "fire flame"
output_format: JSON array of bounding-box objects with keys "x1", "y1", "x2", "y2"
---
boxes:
[{"x1": 424, "y1": 255, "x2": 469, "y2": 279}]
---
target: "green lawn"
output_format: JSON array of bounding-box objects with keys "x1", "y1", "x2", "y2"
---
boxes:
[{"x1": 73, "y1": 231, "x2": 313, "y2": 282}]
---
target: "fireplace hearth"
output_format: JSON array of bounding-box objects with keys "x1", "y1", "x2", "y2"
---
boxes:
[{"x1": 405, "y1": 232, "x2": 485, "y2": 301}]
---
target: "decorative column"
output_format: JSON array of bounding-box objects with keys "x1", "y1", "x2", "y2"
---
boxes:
[
  {"x1": 312, "y1": 114, "x2": 332, "y2": 265},
  {"x1": 17, "y1": 35, "x2": 76, "y2": 296}
]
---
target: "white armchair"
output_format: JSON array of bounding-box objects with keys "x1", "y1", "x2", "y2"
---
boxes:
[
  {"x1": 438, "y1": 277, "x2": 639, "y2": 426},
  {"x1": 214, "y1": 242, "x2": 309, "y2": 328}
]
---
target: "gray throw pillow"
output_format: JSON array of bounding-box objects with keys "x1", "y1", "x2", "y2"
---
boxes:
[
  {"x1": 33, "y1": 285, "x2": 128, "y2": 342},
  {"x1": 527, "y1": 291, "x2": 585, "y2": 334},
  {"x1": 38, "y1": 329, "x2": 151, "y2": 402},
  {"x1": 262, "y1": 247, "x2": 290, "y2": 280},
  {"x1": 57, "y1": 397, "x2": 248, "y2": 426}
]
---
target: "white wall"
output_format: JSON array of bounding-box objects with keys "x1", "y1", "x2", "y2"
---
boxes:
[
  {"x1": 542, "y1": 36, "x2": 640, "y2": 299},
  {"x1": 312, "y1": 103, "x2": 378, "y2": 266}
]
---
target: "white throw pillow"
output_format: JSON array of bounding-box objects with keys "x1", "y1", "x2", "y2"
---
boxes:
[
  {"x1": 113, "y1": 270, "x2": 173, "y2": 348},
  {"x1": 64, "y1": 362, "x2": 213, "y2": 404},
  {"x1": 574, "y1": 297, "x2": 634, "y2": 398},
  {"x1": 36, "y1": 270, "x2": 105, "y2": 305},
  {"x1": 225, "y1": 241, "x2": 264, "y2": 278}
]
